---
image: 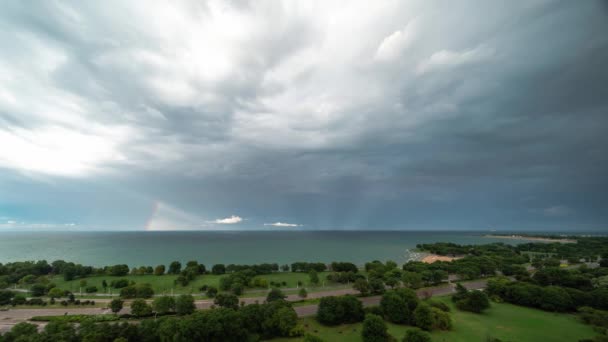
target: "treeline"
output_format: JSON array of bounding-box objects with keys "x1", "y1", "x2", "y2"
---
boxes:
[
  {"x1": 487, "y1": 277, "x2": 608, "y2": 312},
  {"x1": 0, "y1": 299, "x2": 302, "y2": 342},
  {"x1": 418, "y1": 236, "x2": 608, "y2": 264},
  {"x1": 316, "y1": 289, "x2": 452, "y2": 342}
]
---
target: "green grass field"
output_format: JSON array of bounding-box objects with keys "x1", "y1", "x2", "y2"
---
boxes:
[
  {"x1": 48, "y1": 272, "x2": 334, "y2": 296},
  {"x1": 272, "y1": 297, "x2": 596, "y2": 342}
]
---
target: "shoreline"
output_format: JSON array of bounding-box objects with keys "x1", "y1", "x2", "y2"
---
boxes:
[{"x1": 484, "y1": 234, "x2": 576, "y2": 243}]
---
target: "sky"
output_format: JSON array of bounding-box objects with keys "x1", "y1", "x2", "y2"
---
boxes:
[{"x1": 0, "y1": 1, "x2": 607, "y2": 231}]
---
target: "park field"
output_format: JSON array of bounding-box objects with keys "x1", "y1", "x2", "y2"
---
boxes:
[
  {"x1": 48, "y1": 272, "x2": 335, "y2": 296},
  {"x1": 272, "y1": 296, "x2": 596, "y2": 342}
]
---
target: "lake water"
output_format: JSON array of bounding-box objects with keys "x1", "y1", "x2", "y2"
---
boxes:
[{"x1": 0, "y1": 230, "x2": 572, "y2": 267}]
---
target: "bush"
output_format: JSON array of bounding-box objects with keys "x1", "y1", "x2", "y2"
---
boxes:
[
  {"x1": 361, "y1": 314, "x2": 389, "y2": 342},
  {"x1": 427, "y1": 300, "x2": 450, "y2": 312},
  {"x1": 214, "y1": 293, "x2": 239, "y2": 310},
  {"x1": 85, "y1": 286, "x2": 98, "y2": 293},
  {"x1": 111, "y1": 279, "x2": 130, "y2": 289},
  {"x1": 381, "y1": 291, "x2": 410, "y2": 324},
  {"x1": 130, "y1": 299, "x2": 152, "y2": 317},
  {"x1": 413, "y1": 303, "x2": 433, "y2": 331},
  {"x1": 0, "y1": 290, "x2": 15, "y2": 305},
  {"x1": 267, "y1": 288, "x2": 287, "y2": 302},
  {"x1": 119, "y1": 283, "x2": 154, "y2": 299},
  {"x1": 152, "y1": 296, "x2": 175, "y2": 314},
  {"x1": 110, "y1": 298, "x2": 124, "y2": 314},
  {"x1": 12, "y1": 295, "x2": 27, "y2": 306},
  {"x1": 316, "y1": 295, "x2": 364, "y2": 325},
  {"x1": 431, "y1": 307, "x2": 452, "y2": 330},
  {"x1": 206, "y1": 286, "x2": 218, "y2": 298},
  {"x1": 175, "y1": 294, "x2": 195, "y2": 315},
  {"x1": 47, "y1": 288, "x2": 65, "y2": 299},
  {"x1": 403, "y1": 327, "x2": 431, "y2": 342}
]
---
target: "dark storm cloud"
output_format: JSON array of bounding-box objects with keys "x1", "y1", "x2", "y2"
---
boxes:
[{"x1": 0, "y1": 1, "x2": 607, "y2": 230}]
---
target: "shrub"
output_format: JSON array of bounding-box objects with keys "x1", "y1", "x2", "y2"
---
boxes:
[
  {"x1": 175, "y1": 294, "x2": 195, "y2": 315},
  {"x1": 403, "y1": 327, "x2": 431, "y2": 342},
  {"x1": 206, "y1": 286, "x2": 218, "y2": 298},
  {"x1": 267, "y1": 288, "x2": 287, "y2": 302},
  {"x1": 130, "y1": 299, "x2": 152, "y2": 317},
  {"x1": 85, "y1": 286, "x2": 98, "y2": 293},
  {"x1": 152, "y1": 296, "x2": 175, "y2": 314},
  {"x1": 214, "y1": 293, "x2": 239, "y2": 310},
  {"x1": 316, "y1": 295, "x2": 364, "y2": 325},
  {"x1": 413, "y1": 303, "x2": 434, "y2": 331},
  {"x1": 361, "y1": 314, "x2": 389, "y2": 342}
]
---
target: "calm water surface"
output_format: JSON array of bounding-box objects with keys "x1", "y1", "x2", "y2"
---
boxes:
[{"x1": 0, "y1": 230, "x2": 573, "y2": 267}]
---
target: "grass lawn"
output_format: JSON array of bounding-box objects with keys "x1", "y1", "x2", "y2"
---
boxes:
[
  {"x1": 271, "y1": 296, "x2": 596, "y2": 342},
  {"x1": 48, "y1": 272, "x2": 334, "y2": 296}
]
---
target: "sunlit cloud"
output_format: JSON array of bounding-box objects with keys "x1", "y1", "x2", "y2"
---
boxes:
[
  {"x1": 213, "y1": 215, "x2": 243, "y2": 224},
  {"x1": 264, "y1": 222, "x2": 301, "y2": 227}
]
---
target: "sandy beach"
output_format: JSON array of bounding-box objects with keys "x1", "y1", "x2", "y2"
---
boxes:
[
  {"x1": 484, "y1": 234, "x2": 577, "y2": 243},
  {"x1": 421, "y1": 254, "x2": 461, "y2": 263}
]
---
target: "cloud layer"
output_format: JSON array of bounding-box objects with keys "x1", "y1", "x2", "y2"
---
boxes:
[{"x1": 0, "y1": 1, "x2": 607, "y2": 230}]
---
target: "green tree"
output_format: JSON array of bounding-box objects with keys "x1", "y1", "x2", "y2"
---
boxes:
[
  {"x1": 231, "y1": 282, "x2": 244, "y2": 296},
  {"x1": 48, "y1": 288, "x2": 64, "y2": 299},
  {"x1": 354, "y1": 279, "x2": 371, "y2": 296},
  {"x1": 298, "y1": 287, "x2": 308, "y2": 299},
  {"x1": 154, "y1": 265, "x2": 165, "y2": 276},
  {"x1": 309, "y1": 270, "x2": 320, "y2": 285},
  {"x1": 168, "y1": 261, "x2": 181, "y2": 275},
  {"x1": 380, "y1": 291, "x2": 410, "y2": 324},
  {"x1": 3, "y1": 322, "x2": 38, "y2": 341},
  {"x1": 130, "y1": 298, "x2": 152, "y2": 317},
  {"x1": 175, "y1": 294, "x2": 195, "y2": 315},
  {"x1": 369, "y1": 278, "x2": 386, "y2": 294},
  {"x1": 152, "y1": 296, "x2": 175, "y2": 314},
  {"x1": 267, "y1": 288, "x2": 287, "y2": 302},
  {"x1": 402, "y1": 272, "x2": 423, "y2": 289},
  {"x1": 0, "y1": 290, "x2": 15, "y2": 305},
  {"x1": 212, "y1": 264, "x2": 226, "y2": 275},
  {"x1": 403, "y1": 327, "x2": 431, "y2": 342},
  {"x1": 214, "y1": 293, "x2": 239, "y2": 309},
  {"x1": 110, "y1": 298, "x2": 124, "y2": 314},
  {"x1": 413, "y1": 303, "x2": 434, "y2": 331},
  {"x1": 431, "y1": 307, "x2": 452, "y2": 330},
  {"x1": 102, "y1": 279, "x2": 108, "y2": 290},
  {"x1": 361, "y1": 314, "x2": 389, "y2": 342},
  {"x1": 539, "y1": 286, "x2": 572, "y2": 312},
  {"x1": 206, "y1": 286, "x2": 218, "y2": 298},
  {"x1": 30, "y1": 283, "x2": 47, "y2": 297}
]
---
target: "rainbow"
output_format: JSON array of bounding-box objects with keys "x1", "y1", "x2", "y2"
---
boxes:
[{"x1": 144, "y1": 200, "x2": 160, "y2": 231}]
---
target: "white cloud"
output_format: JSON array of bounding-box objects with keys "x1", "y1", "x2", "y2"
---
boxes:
[
  {"x1": 264, "y1": 222, "x2": 301, "y2": 227},
  {"x1": 214, "y1": 215, "x2": 243, "y2": 224},
  {"x1": 374, "y1": 21, "x2": 416, "y2": 61},
  {"x1": 0, "y1": 221, "x2": 78, "y2": 229},
  {"x1": 417, "y1": 45, "x2": 495, "y2": 74},
  {"x1": 0, "y1": 125, "x2": 129, "y2": 177}
]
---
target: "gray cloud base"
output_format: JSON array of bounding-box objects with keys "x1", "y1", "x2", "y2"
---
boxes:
[{"x1": 0, "y1": 1, "x2": 607, "y2": 230}]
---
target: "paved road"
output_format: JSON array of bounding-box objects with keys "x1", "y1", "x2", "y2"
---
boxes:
[
  {"x1": 293, "y1": 280, "x2": 488, "y2": 317},
  {"x1": 0, "y1": 280, "x2": 488, "y2": 333}
]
